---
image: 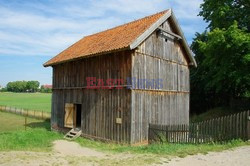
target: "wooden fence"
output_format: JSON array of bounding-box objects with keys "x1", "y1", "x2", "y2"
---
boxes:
[
  {"x1": 149, "y1": 110, "x2": 250, "y2": 144},
  {"x1": 0, "y1": 105, "x2": 50, "y2": 120}
]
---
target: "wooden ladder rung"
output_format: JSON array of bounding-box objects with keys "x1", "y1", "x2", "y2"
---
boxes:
[{"x1": 64, "y1": 128, "x2": 82, "y2": 140}]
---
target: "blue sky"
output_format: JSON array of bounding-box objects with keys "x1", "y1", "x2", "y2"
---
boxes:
[{"x1": 0, "y1": 0, "x2": 207, "y2": 87}]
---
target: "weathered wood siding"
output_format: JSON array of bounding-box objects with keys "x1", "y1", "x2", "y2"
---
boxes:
[
  {"x1": 50, "y1": 19, "x2": 191, "y2": 144},
  {"x1": 131, "y1": 19, "x2": 190, "y2": 143},
  {"x1": 51, "y1": 51, "x2": 132, "y2": 143}
]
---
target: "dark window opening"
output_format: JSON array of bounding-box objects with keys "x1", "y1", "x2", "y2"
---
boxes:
[{"x1": 76, "y1": 104, "x2": 82, "y2": 128}]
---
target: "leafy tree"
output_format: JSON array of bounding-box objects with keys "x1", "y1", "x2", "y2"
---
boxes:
[
  {"x1": 27, "y1": 81, "x2": 40, "y2": 92},
  {"x1": 199, "y1": 0, "x2": 250, "y2": 31},
  {"x1": 7, "y1": 81, "x2": 27, "y2": 92},
  {"x1": 6, "y1": 80, "x2": 40, "y2": 92},
  {"x1": 198, "y1": 23, "x2": 250, "y2": 97},
  {"x1": 190, "y1": 0, "x2": 250, "y2": 113}
]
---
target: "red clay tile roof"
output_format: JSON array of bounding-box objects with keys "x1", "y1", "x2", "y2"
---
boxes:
[
  {"x1": 42, "y1": 84, "x2": 52, "y2": 89},
  {"x1": 44, "y1": 10, "x2": 169, "y2": 66}
]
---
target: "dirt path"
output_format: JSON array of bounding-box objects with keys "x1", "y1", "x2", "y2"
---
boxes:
[
  {"x1": 0, "y1": 140, "x2": 157, "y2": 166},
  {"x1": 160, "y1": 146, "x2": 250, "y2": 166},
  {"x1": 0, "y1": 140, "x2": 249, "y2": 166},
  {"x1": 53, "y1": 140, "x2": 106, "y2": 157}
]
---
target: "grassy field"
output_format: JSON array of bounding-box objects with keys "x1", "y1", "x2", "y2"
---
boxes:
[
  {"x1": 0, "y1": 111, "x2": 62, "y2": 151},
  {"x1": 0, "y1": 92, "x2": 51, "y2": 112}
]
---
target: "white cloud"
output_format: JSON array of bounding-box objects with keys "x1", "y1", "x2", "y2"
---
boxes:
[{"x1": 0, "y1": 0, "x2": 206, "y2": 57}]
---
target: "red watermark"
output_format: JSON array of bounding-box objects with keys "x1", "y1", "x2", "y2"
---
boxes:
[{"x1": 86, "y1": 77, "x2": 124, "y2": 89}]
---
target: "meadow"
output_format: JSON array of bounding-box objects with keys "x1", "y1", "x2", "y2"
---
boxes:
[
  {"x1": 0, "y1": 111, "x2": 44, "y2": 132},
  {"x1": 0, "y1": 111, "x2": 61, "y2": 151},
  {"x1": 0, "y1": 92, "x2": 51, "y2": 112}
]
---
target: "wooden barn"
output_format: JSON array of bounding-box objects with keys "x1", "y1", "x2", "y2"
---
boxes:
[{"x1": 44, "y1": 9, "x2": 196, "y2": 144}]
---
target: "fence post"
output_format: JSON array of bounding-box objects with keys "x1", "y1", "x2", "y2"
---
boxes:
[
  {"x1": 148, "y1": 123, "x2": 151, "y2": 144},
  {"x1": 166, "y1": 125, "x2": 168, "y2": 142},
  {"x1": 247, "y1": 110, "x2": 250, "y2": 140},
  {"x1": 25, "y1": 116, "x2": 27, "y2": 131}
]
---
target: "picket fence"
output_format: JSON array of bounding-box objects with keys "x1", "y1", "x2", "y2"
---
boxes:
[{"x1": 149, "y1": 110, "x2": 250, "y2": 144}]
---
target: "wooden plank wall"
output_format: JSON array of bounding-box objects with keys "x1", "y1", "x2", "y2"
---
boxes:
[
  {"x1": 51, "y1": 51, "x2": 132, "y2": 143},
  {"x1": 131, "y1": 19, "x2": 190, "y2": 143},
  {"x1": 131, "y1": 91, "x2": 189, "y2": 143},
  {"x1": 53, "y1": 51, "x2": 132, "y2": 88},
  {"x1": 81, "y1": 89, "x2": 131, "y2": 143}
]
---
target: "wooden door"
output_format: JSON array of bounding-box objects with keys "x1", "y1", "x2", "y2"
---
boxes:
[{"x1": 64, "y1": 103, "x2": 75, "y2": 128}]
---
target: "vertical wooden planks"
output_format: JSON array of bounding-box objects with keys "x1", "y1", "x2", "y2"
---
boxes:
[{"x1": 148, "y1": 110, "x2": 250, "y2": 144}]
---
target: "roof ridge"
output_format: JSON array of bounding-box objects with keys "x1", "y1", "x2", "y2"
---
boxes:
[{"x1": 83, "y1": 10, "x2": 169, "y2": 39}]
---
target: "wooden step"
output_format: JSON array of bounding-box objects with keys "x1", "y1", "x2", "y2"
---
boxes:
[
  {"x1": 64, "y1": 128, "x2": 82, "y2": 140},
  {"x1": 69, "y1": 131, "x2": 78, "y2": 135}
]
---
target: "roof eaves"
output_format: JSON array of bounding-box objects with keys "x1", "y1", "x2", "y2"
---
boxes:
[{"x1": 43, "y1": 46, "x2": 130, "y2": 67}]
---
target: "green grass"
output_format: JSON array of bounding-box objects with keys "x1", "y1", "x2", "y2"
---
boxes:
[
  {"x1": 76, "y1": 137, "x2": 250, "y2": 157},
  {"x1": 0, "y1": 92, "x2": 51, "y2": 112},
  {"x1": 190, "y1": 107, "x2": 241, "y2": 122},
  {"x1": 0, "y1": 111, "x2": 249, "y2": 157},
  {"x1": 0, "y1": 111, "x2": 62, "y2": 151},
  {"x1": 0, "y1": 111, "x2": 45, "y2": 132}
]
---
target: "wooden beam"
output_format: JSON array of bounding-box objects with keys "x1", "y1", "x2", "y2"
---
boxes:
[
  {"x1": 132, "y1": 89, "x2": 190, "y2": 94},
  {"x1": 52, "y1": 85, "x2": 131, "y2": 90},
  {"x1": 52, "y1": 86, "x2": 190, "y2": 93},
  {"x1": 135, "y1": 51, "x2": 189, "y2": 67},
  {"x1": 158, "y1": 27, "x2": 182, "y2": 40}
]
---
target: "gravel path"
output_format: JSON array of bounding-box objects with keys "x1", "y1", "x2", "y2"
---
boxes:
[{"x1": 161, "y1": 146, "x2": 250, "y2": 166}]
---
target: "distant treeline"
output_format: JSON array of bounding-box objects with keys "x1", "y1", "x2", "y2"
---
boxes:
[
  {"x1": 1, "y1": 81, "x2": 51, "y2": 93},
  {"x1": 7, "y1": 81, "x2": 39, "y2": 92}
]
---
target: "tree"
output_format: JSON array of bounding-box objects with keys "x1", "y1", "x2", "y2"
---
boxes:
[
  {"x1": 6, "y1": 80, "x2": 40, "y2": 92},
  {"x1": 7, "y1": 81, "x2": 27, "y2": 92},
  {"x1": 198, "y1": 23, "x2": 250, "y2": 97},
  {"x1": 0, "y1": 88, "x2": 7, "y2": 92},
  {"x1": 190, "y1": 32, "x2": 216, "y2": 113},
  {"x1": 190, "y1": 0, "x2": 250, "y2": 113},
  {"x1": 26, "y1": 81, "x2": 40, "y2": 92},
  {"x1": 199, "y1": 0, "x2": 250, "y2": 31}
]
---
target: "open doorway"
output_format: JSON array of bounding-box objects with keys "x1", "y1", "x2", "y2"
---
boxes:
[
  {"x1": 75, "y1": 104, "x2": 82, "y2": 128},
  {"x1": 64, "y1": 103, "x2": 82, "y2": 129}
]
